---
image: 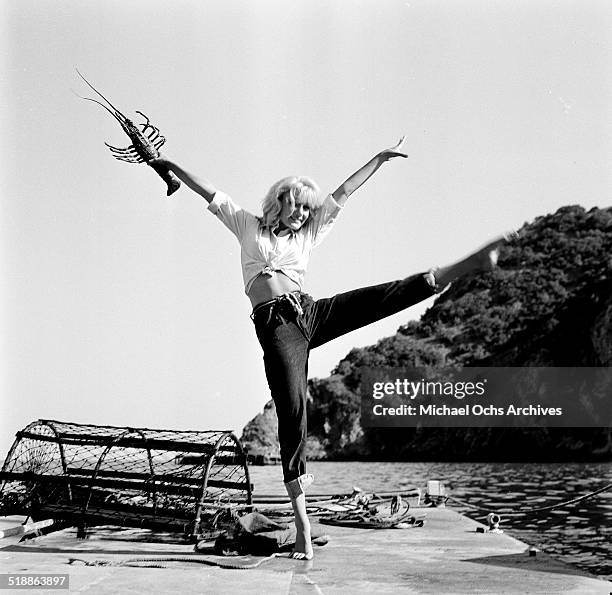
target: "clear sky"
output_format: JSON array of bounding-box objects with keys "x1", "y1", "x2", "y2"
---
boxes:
[{"x1": 2, "y1": 0, "x2": 611, "y2": 456}]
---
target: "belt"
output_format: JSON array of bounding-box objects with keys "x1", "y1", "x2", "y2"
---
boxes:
[{"x1": 251, "y1": 291, "x2": 305, "y2": 322}]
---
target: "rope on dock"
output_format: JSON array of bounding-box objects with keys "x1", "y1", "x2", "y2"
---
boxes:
[
  {"x1": 446, "y1": 482, "x2": 612, "y2": 518},
  {"x1": 68, "y1": 553, "x2": 280, "y2": 569}
]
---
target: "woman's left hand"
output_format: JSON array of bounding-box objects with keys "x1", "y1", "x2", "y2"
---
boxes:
[{"x1": 379, "y1": 136, "x2": 408, "y2": 161}]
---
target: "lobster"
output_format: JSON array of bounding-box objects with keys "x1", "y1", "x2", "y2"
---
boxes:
[{"x1": 75, "y1": 69, "x2": 180, "y2": 196}]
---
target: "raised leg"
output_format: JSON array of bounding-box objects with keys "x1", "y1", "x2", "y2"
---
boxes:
[
  {"x1": 309, "y1": 273, "x2": 435, "y2": 349},
  {"x1": 308, "y1": 232, "x2": 518, "y2": 349}
]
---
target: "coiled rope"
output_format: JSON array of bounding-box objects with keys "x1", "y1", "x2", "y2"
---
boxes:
[{"x1": 446, "y1": 482, "x2": 612, "y2": 518}]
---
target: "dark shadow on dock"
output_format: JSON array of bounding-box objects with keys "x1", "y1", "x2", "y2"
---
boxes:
[{"x1": 462, "y1": 552, "x2": 594, "y2": 577}]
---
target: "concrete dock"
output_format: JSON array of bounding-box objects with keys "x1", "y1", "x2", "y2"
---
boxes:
[{"x1": 0, "y1": 509, "x2": 609, "y2": 594}]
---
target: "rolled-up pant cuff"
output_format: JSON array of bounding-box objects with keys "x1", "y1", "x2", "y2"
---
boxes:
[
  {"x1": 423, "y1": 267, "x2": 450, "y2": 294},
  {"x1": 284, "y1": 474, "x2": 314, "y2": 499}
]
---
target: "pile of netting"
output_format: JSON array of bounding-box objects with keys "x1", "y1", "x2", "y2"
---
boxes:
[{"x1": 0, "y1": 419, "x2": 252, "y2": 539}]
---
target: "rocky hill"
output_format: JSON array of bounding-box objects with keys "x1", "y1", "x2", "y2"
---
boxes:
[{"x1": 241, "y1": 205, "x2": 612, "y2": 461}]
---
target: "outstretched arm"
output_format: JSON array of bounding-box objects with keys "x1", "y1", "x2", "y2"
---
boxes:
[
  {"x1": 148, "y1": 154, "x2": 217, "y2": 203},
  {"x1": 331, "y1": 137, "x2": 407, "y2": 206}
]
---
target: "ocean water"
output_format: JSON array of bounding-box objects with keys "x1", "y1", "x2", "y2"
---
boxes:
[{"x1": 248, "y1": 461, "x2": 612, "y2": 580}]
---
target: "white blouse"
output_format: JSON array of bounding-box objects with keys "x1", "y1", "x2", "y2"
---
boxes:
[{"x1": 208, "y1": 191, "x2": 343, "y2": 294}]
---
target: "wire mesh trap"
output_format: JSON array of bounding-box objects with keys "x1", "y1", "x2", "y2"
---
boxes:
[{"x1": 0, "y1": 420, "x2": 252, "y2": 539}]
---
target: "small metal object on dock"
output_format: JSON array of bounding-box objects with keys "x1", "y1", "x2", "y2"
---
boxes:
[
  {"x1": 486, "y1": 512, "x2": 503, "y2": 532},
  {"x1": 424, "y1": 480, "x2": 446, "y2": 507}
]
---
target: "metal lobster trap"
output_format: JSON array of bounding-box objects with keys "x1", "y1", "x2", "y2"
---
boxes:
[{"x1": 0, "y1": 420, "x2": 252, "y2": 539}]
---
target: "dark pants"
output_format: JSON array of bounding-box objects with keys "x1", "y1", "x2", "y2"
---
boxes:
[{"x1": 252, "y1": 273, "x2": 436, "y2": 482}]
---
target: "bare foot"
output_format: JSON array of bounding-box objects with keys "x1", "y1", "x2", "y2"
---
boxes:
[
  {"x1": 290, "y1": 519, "x2": 313, "y2": 560},
  {"x1": 285, "y1": 474, "x2": 315, "y2": 561},
  {"x1": 471, "y1": 231, "x2": 519, "y2": 271},
  {"x1": 433, "y1": 231, "x2": 518, "y2": 287}
]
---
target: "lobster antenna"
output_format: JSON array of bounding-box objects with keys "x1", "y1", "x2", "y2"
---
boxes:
[
  {"x1": 75, "y1": 68, "x2": 126, "y2": 119},
  {"x1": 71, "y1": 88, "x2": 124, "y2": 125}
]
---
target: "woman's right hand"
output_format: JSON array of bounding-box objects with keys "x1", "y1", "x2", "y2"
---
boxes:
[{"x1": 378, "y1": 136, "x2": 408, "y2": 162}]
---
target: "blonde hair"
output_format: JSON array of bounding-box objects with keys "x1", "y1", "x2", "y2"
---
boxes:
[{"x1": 260, "y1": 176, "x2": 323, "y2": 230}]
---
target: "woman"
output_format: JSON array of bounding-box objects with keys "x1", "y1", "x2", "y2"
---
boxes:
[{"x1": 150, "y1": 139, "x2": 513, "y2": 559}]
